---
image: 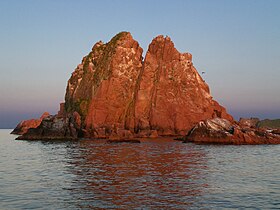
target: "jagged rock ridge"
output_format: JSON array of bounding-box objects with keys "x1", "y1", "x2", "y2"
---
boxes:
[
  {"x1": 11, "y1": 112, "x2": 49, "y2": 135},
  {"x1": 15, "y1": 32, "x2": 233, "y2": 140}
]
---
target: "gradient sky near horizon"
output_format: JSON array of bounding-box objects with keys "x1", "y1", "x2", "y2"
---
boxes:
[{"x1": 0, "y1": 0, "x2": 280, "y2": 128}]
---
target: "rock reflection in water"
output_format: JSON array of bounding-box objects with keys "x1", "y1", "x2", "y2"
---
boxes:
[
  {"x1": 64, "y1": 139, "x2": 209, "y2": 209},
  {"x1": 2, "y1": 130, "x2": 280, "y2": 209}
]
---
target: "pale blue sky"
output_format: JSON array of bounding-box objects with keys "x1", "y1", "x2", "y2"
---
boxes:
[{"x1": 0, "y1": 0, "x2": 280, "y2": 128}]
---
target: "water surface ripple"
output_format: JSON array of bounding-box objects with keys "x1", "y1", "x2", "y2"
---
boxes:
[{"x1": 1, "y1": 130, "x2": 280, "y2": 209}]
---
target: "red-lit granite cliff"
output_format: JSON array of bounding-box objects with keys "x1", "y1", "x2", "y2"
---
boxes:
[
  {"x1": 63, "y1": 32, "x2": 232, "y2": 139},
  {"x1": 15, "y1": 32, "x2": 280, "y2": 144}
]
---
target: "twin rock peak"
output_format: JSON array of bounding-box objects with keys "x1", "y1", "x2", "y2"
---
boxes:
[{"x1": 15, "y1": 31, "x2": 233, "y2": 140}]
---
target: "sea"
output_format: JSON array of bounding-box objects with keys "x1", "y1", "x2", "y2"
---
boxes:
[{"x1": 1, "y1": 129, "x2": 280, "y2": 209}]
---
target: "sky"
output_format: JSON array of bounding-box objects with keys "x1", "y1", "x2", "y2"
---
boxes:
[{"x1": 0, "y1": 0, "x2": 280, "y2": 128}]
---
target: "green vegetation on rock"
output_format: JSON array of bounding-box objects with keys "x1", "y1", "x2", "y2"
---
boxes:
[
  {"x1": 65, "y1": 31, "x2": 130, "y2": 125},
  {"x1": 65, "y1": 99, "x2": 89, "y2": 121},
  {"x1": 257, "y1": 119, "x2": 280, "y2": 129}
]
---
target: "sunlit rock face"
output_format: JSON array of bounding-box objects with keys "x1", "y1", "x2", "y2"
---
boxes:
[
  {"x1": 135, "y1": 35, "x2": 232, "y2": 136},
  {"x1": 64, "y1": 32, "x2": 232, "y2": 138},
  {"x1": 11, "y1": 112, "x2": 49, "y2": 135},
  {"x1": 65, "y1": 32, "x2": 144, "y2": 138},
  {"x1": 16, "y1": 32, "x2": 234, "y2": 140}
]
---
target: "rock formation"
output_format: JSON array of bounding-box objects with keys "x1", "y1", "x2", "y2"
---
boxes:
[
  {"x1": 15, "y1": 32, "x2": 280, "y2": 144},
  {"x1": 15, "y1": 32, "x2": 232, "y2": 140},
  {"x1": 15, "y1": 112, "x2": 81, "y2": 140},
  {"x1": 184, "y1": 118, "x2": 280, "y2": 144},
  {"x1": 65, "y1": 32, "x2": 144, "y2": 139},
  {"x1": 239, "y1": 117, "x2": 260, "y2": 128},
  {"x1": 11, "y1": 112, "x2": 49, "y2": 135},
  {"x1": 134, "y1": 35, "x2": 232, "y2": 136},
  {"x1": 239, "y1": 118, "x2": 280, "y2": 130}
]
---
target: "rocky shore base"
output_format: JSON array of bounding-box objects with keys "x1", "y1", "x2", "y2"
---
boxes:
[
  {"x1": 13, "y1": 116, "x2": 280, "y2": 145},
  {"x1": 184, "y1": 118, "x2": 280, "y2": 145}
]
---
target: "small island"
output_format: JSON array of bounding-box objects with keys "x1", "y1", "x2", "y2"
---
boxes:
[{"x1": 12, "y1": 32, "x2": 280, "y2": 144}]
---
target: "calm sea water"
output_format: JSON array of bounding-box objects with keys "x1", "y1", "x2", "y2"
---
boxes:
[{"x1": 1, "y1": 129, "x2": 280, "y2": 209}]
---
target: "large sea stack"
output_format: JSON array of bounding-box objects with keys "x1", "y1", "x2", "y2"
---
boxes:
[
  {"x1": 14, "y1": 32, "x2": 280, "y2": 144},
  {"x1": 15, "y1": 32, "x2": 232, "y2": 139},
  {"x1": 64, "y1": 32, "x2": 232, "y2": 138}
]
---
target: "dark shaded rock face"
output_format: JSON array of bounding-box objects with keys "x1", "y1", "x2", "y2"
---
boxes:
[
  {"x1": 185, "y1": 118, "x2": 280, "y2": 145},
  {"x1": 16, "y1": 112, "x2": 81, "y2": 140},
  {"x1": 272, "y1": 129, "x2": 280, "y2": 135},
  {"x1": 15, "y1": 32, "x2": 234, "y2": 140}
]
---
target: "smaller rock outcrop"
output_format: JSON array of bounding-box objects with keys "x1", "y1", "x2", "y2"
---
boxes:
[
  {"x1": 239, "y1": 117, "x2": 260, "y2": 128},
  {"x1": 239, "y1": 118, "x2": 280, "y2": 130},
  {"x1": 11, "y1": 112, "x2": 50, "y2": 135},
  {"x1": 16, "y1": 112, "x2": 81, "y2": 141},
  {"x1": 185, "y1": 118, "x2": 280, "y2": 145}
]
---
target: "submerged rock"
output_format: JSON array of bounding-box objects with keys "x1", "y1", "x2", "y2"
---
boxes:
[{"x1": 185, "y1": 118, "x2": 280, "y2": 145}]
